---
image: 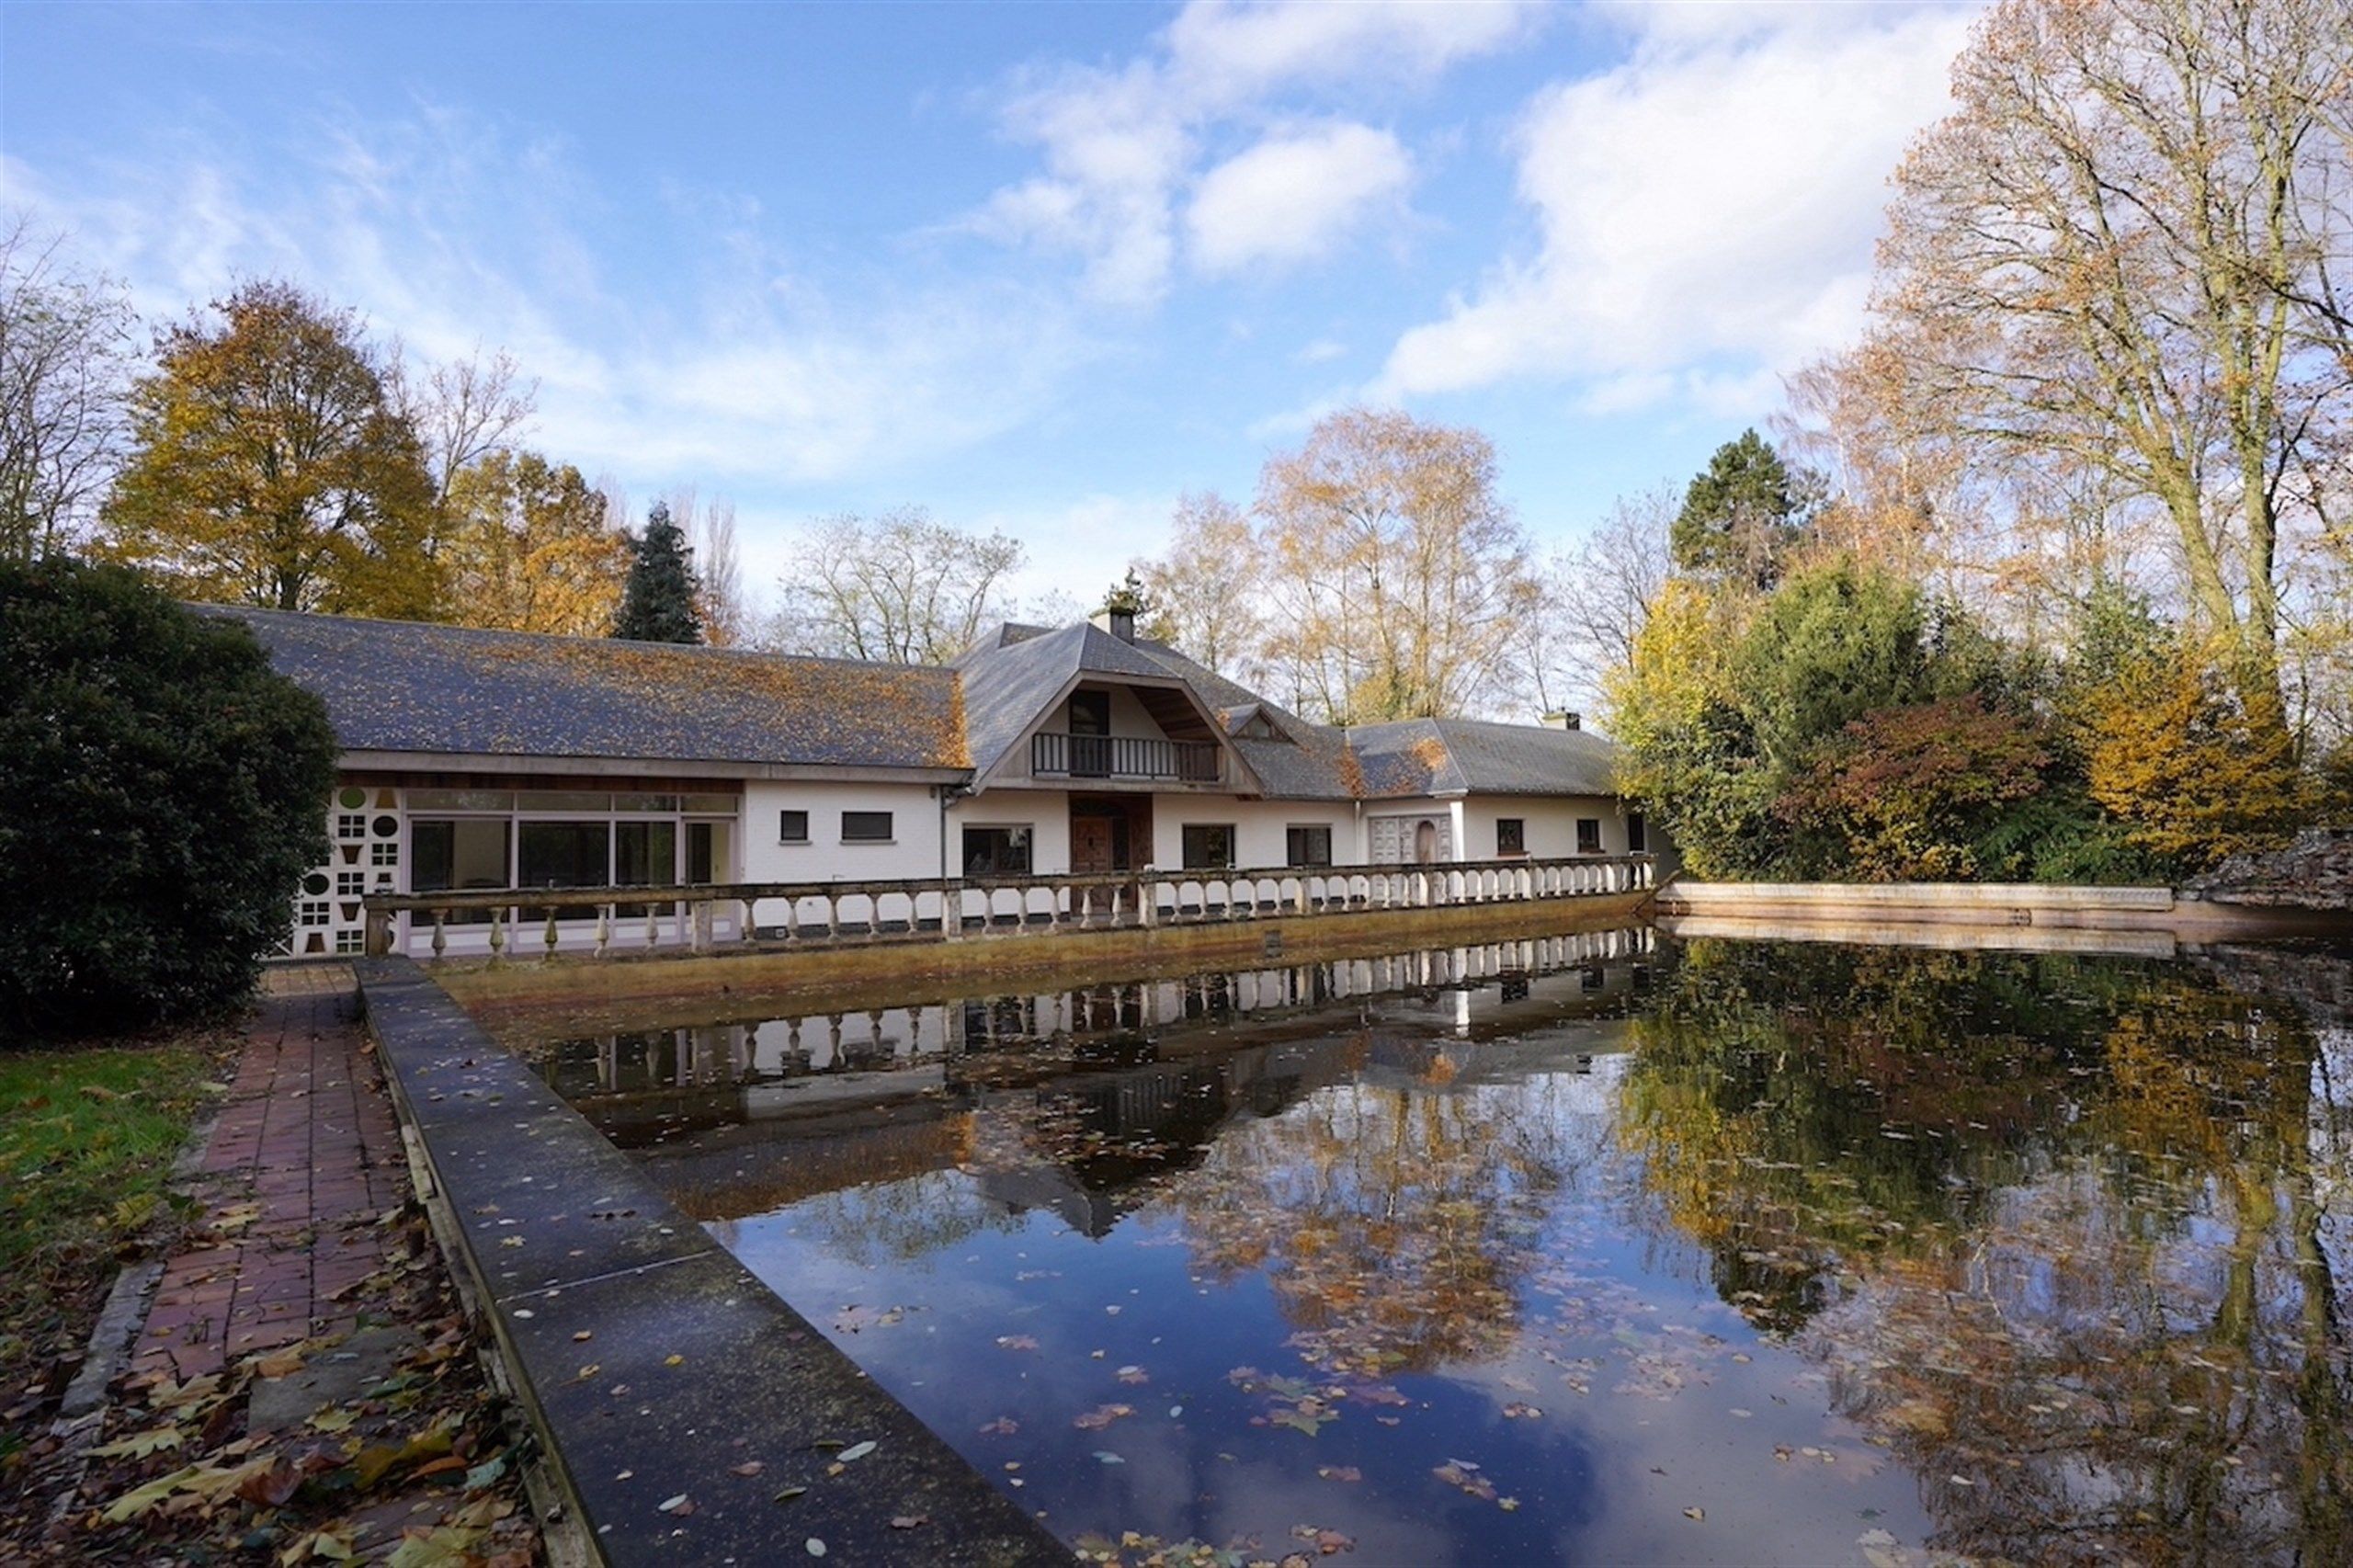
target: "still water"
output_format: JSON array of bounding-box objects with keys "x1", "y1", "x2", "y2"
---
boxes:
[{"x1": 525, "y1": 932, "x2": 2353, "y2": 1565}]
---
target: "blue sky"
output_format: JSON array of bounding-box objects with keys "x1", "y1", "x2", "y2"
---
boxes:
[{"x1": 3, "y1": 0, "x2": 1983, "y2": 612}]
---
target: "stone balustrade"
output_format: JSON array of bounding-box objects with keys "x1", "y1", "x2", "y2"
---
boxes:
[{"x1": 362, "y1": 853, "x2": 1655, "y2": 960}]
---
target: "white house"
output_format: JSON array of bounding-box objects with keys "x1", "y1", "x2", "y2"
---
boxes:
[{"x1": 213, "y1": 605, "x2": 1654, "y2": 960}]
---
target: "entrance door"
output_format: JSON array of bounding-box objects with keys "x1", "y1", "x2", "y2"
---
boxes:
[{"x1": 1073, "y1": 815, "x2": 1117, "y2": 875}]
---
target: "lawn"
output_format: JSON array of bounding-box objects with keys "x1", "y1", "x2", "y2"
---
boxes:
[{"x1": 0, "y1": 1036, "x2": 226, "y2": 1449}]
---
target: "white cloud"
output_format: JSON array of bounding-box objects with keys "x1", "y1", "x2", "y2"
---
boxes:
[
  {"x1": 12, "y1": 116, "x2": 1097, "y2": 493},
  {"x1": 1294, "y1": 337, "x2": 1347, "y2": 364},
  {"x1": 972, "y1": 0, "x2": 1543, "y2": 303},
  {"x1": 1376, "y1": 4, "x2": 1981, "y2": 408},
  {"x1": 1164, "y1": 0, "x2": 1542, "y2": 105},
  {"x1": 1187, "y1": 123, "x2": 1411, "y2": 276}
]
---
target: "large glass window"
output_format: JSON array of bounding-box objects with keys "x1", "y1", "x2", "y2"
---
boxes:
[
  {"x1": 411, "y1": 819, "x2": 511, "y2": 924},
  {"x1": 963, "y1": 826, "x2": 1032, "y2": 877},
  {"x1": 1286, "y1": 825, "x2": 1332, "y2": 868},
  {"x1": 615, "y1": 820, "x2": 676, "y2": 918},
  {"x1": 520, "y1": 821, "x2": 609, "y2": 920},
  {"x1": 1182, "y1": 824, "x2": 1235, "y2": 870}
]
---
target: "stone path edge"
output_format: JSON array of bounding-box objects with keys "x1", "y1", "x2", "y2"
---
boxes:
[{"x1": 354, "y1": 956, "x2": 1068, "y2": 1567}]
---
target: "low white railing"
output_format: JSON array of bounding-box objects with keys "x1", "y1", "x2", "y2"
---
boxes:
[{"x1": 364, "y1": 853, "x2": 1655, "y2": 960}]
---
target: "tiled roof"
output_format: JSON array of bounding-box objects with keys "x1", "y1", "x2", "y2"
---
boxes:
[
  {"x1": 1349, "y1": 717, "x2": 1619, "y2": 798},
  {"x1": 210, "y1": 606, "x2": 1620, "y2": 801},
  {"x1": 954, "y1": 621, "x2": 1195, "y2": 780},
  {"x1": 205, "y1": 607, "x2": 967, "y2": 771}
]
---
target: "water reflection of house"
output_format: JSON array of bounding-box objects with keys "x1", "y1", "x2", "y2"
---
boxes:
[{"x1": 542, "y1": 929, "x2": 1654, "y2": 1223}]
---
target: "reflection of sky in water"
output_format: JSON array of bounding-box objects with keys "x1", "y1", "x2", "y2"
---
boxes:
[
  {"x1": 710, "y1": 1055, "x2": 1936, "y2": 1564},
  {"x1": 533, "y1": 936, "x2": 2353, "y2": 1565}
]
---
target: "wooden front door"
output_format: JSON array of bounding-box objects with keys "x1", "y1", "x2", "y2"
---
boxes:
[{"x1": 1073, "y1": 815, "x2": 1117, "y2": 876}]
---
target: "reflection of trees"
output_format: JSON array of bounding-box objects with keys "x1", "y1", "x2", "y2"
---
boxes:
[
  {"x1": 782, "y1": 1167, "x2": 1024, "y2": 1267},
  {"x1": 1167, "y1": 1048, "x2": 1591, "y2": 1377},
  {"x1": 1622, "y1": 939, "x2": 2353, "y2": 1562}
]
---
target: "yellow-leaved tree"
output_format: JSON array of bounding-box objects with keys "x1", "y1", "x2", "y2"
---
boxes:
[
  {"x1": 438, "y1": 451, "x2": 629, "y2": 636},
  {"x1": 2083, "y1": 647, "x2": 2305, "y2": 869},
  {"x1": 100, "y1": 281, "x2": 440, "y2": 617}
]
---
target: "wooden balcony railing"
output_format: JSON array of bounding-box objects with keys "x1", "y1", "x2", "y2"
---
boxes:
[
  {"x1": 362, "y1": 853, "x2": 1656, "y2": 961},
  {"x1": 1029, "y1": 731, "x2": 1223, "y2": 783}
]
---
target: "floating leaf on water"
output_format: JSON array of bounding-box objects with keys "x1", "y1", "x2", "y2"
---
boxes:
[
  {"x1": 1683, "y1": 1506, "x2": 1705, "y2": 1521},
  {"x1": 838, "y1": 1440, "x2": 877, "y2": 1462},
  {"x1": 996, "y1": 1335, "x2": 1040, "y2": 1352},
  {"x1": 978, "y1": 1417, "x2": 1019, "y2": 1436},
  {"x1": 1094, "y1": 1450, "x2": 1126, "y2": 1464}
]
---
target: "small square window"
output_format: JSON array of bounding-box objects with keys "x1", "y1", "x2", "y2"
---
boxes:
[
  {"x1": 842, "y1": 811, "x2": 893, "y2": 843},
  {"x1": 336, "y1": 813, "x2": 368, "y2": 840},
  {"x1": 1182, "y1": 824, "x2": 1236, "y2": 870},
  {"x1": 299, "y1": 900, "x2": 331, "y2": 926},
  {"x1": 779, "y1": 809, "x2": 810, "y2": 844},
  {"x1": 335, "y1": 929, "x2": 366, "y2": 955},
  {"x1": 1285, "y1": 825, "x2": 1332, "y2": 868},
  {"x1": 370, "y1": 841, "x2": 400, "y2": 867},
  {"x1": 1496, "y1": 818, "x2": 1526, "y2": 856},
  {"x1": 336, "y1": 870, "x2": 366, "y2": 895},
  {"x1": 1575, "y1": 818, "x2": 1602, "y2": 855}
]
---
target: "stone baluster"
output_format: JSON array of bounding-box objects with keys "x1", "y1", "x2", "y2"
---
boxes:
[
  {"x1": 488, "y1": 907, "x2": 506, "y2": 960},
  {"x1": 596, "y1": 903, "x2": 612, "y2": 959}
]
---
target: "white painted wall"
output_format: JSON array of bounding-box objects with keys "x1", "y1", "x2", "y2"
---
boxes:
[
  {"x1": 946, "y1": 790, "x2": 1069, "y2": 876},
  {"x1": 1460, "y1": 796, "x2": 1629, "y2": 859},
  {"x1": 1150, "y1": 797, "x2": 1358, "y2": 871}
]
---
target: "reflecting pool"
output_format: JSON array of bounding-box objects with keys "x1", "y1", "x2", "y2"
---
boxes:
[{"x1": 520, "y1": 932, "x2": 2353, "y2": 1565}]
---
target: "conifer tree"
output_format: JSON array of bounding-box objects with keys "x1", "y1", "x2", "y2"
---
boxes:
[
  {"x1": 1669, "y1": 429, "x2": 1811, "y2": 586},
  {"x1": 609, "y1": 501, "x2": 702, "y2": 643}
]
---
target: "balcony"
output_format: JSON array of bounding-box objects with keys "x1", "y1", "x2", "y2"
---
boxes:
[{"x1": 1030, "y1": 731, "x2": 1224, "y2": 784}]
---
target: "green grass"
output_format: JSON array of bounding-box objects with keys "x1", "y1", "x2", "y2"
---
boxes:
[{"x1": 0, "y1": 1037, "x2": 226, "y2": 1393}]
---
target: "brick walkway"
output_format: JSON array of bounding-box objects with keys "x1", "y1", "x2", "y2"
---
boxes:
[{"x1": 134, "y1": 966, "x2": 409, "y2": 1382}]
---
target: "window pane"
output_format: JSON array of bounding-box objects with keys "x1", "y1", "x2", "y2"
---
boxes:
[
  {"x1": 1497, "y1": 818, "x2": 1525, "y2": 855},
  {"x1": 516, "y1": 790, "x2": 612, "y2": 813},
  {"x1": 1575, "y1": 818, "x2": 1602, "y2": 854},
  {"x1": 615, "y1": 821, "x2": 676, "y2": 886},
  {"x1": 682, "y1": 793, "x2": 738, "y2": 814},
  {"x1": 842, "y1": 811, "x2": 893, "y2": 842},
  {"x1": 1286, "y1": 825, "x2": 1331, "y2": 868},
  {"x1": 963, "y1": 826, "x2": 1032, "y2": 877},
  {"x1": 1183, "y1": 824, "x2": 1234, "y2": 869},
  {"x1": 1628, "y1": 812, "x2": 1647, "y2": 853},
  {"x1": 613, "y1": 792, "x2": 680, "y2": 813},
  {"x1": 411, "y1": 819, "x2": 509, "y2": 924},
  {"x1": 779, "y1": 809, "x2": 810, "y2": 843},
  {"x1": 519, "y1": 821, "x2": 610, "y2": 887},
  {"x1": 405, "y1": 789, "x2": 515, "y2": 812}
]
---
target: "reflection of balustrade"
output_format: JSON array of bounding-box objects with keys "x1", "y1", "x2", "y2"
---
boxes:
[{"x1": 363, "y1": 852, "x2": 1659, "y2": 960}]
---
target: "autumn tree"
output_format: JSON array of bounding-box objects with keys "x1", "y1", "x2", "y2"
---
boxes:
[
  {"x1": 404, "y1": 346, "x2": 536, "y2": 509},
  {"x1": 1256, "y1": 407, "x2": 1538, "y2": 723},
  {"x1": 766, "y1": 506, "x2": 1023, "y2": 663},
  {"x1": 100, "y1": 281, "x2": 439, "y2": 617},
  {"x1": 1857, "y1": 0, "x2": 2353, "y2": 742},
  {"x1": 2082, "y1": 639, "x2": 2306, "y2": 869},
  {"x1": 0, "y1": 217, "x2": 136, "y2": 561},
  {"x1": 438, "y1": 450, "x2": 629, "y2": 636},
  {"x1": 610, "y1": 501, "x2": 701, "y2": 643},
  {"x1": 1669, "y1": 429, "x2": 1813, "y2": 585},
  {"x1": 1135, "y1": 490, "x2": 1264, "y2": 680}
]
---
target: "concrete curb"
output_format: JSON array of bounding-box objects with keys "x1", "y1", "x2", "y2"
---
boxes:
[{"x1": 354, "y1": 957, "x2": 1067, "y2": 1567}]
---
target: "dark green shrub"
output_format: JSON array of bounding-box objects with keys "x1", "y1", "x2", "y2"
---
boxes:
[{"x1": 0, "y1": 558, "x2": 336, "y2": 1040}]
